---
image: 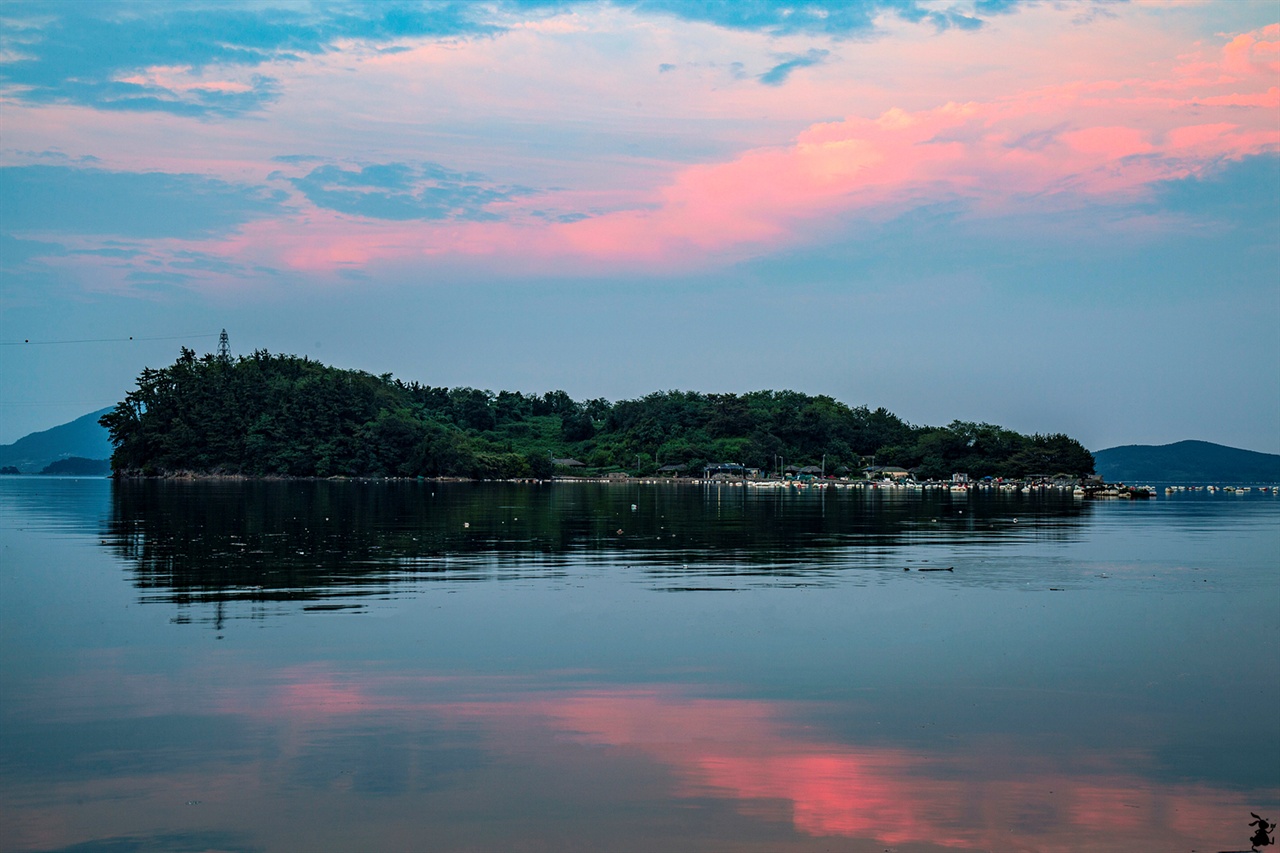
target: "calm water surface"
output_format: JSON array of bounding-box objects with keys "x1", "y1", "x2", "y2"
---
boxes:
[{"x1": 1, "y1": 478, "x2": 1277, "y2": 852}]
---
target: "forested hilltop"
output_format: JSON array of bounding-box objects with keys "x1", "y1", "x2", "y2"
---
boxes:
[{"x1": 100, "y1": 349, "x2": 1094, "y2": 480}]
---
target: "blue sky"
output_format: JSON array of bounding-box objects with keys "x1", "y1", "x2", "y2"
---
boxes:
[{"x1": 2, "y1": 0, "x2": 1277, "y2": 452}]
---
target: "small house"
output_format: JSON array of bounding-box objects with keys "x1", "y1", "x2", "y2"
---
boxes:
[
  {"x1": 703, "y1": 463, "x2": 745, "y2": 480},
  {"x1": 864, "y1": 465, "x2": 910, "y2": 480}
]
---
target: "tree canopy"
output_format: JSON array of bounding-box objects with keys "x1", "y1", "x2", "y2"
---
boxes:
[{"x1": 101, "y1": 348, "x2": 1094, "y2": 479}]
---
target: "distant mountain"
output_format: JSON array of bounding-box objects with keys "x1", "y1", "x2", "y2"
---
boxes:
[
  {"x1": 40, "y1": 456, "x2": 112, "y2": 476},
  {"x1": 1093, "y1": 440, "x2": 1280, "y2": 483},
  {"x1": 0, "y1": 409, "x2": 113, "y2": 473}
]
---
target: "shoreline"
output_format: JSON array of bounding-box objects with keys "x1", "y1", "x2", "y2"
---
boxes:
[{"x1": 93, "y1": 470, "x2": 1278, "y2": 493}]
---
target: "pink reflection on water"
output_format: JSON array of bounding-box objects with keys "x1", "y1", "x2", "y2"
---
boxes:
[
  {"x1": 202, "y1": 670, "x2": 1280, "y2": 848},
  {"x1": 8, "y1": 663, "x2": 1275, "y2": 852},
  {"x1": 475, "y1": 685, "x2": 1271, "y2": 851}
]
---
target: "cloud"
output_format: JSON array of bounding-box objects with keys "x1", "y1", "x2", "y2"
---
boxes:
[
  {"x1": 156, "y1": 13, "x2": 1278, "y2": 280},
  {"x1": 0, "y1": 0, "x2": 1118, "y2": 121},
  {"x1": 0, "y1": 233, "x2": 67, "y2": 269},
  {"x1": 974, "y1": 0, "x2": 1023, "y2": 13},
  {"x1": 0, "y1": 1, "x2": 502, "y2": 116},
  {"x1": 125, "y1": 269, "x2": 193, "y2": 289},
  {"x1": 541, "y1": 23, "x2": 1280, "y2": 265},
  {"x1": 0, "y1": 165, "x2": 287, "y2": 239},
  {"x1": 8, "y1": 4, "x2": 1273, "y2": 286},
  {"x1": 34, "y1": 75, "x2": 283, "y2": 118},
  {"x1": 1148, "y1": 152, "x2": 1280, "y2": 224},
  {"x1": 895, "y1": 3, "x2": 985, "y2": 31},
  {"x1": 625, "y1": 0, "x2": 1024, "y2": 38},
  {"x1": 270, "y1": 154, "x2": 325, "y2": 165},
  {"x1": 627, "y1": 0, "x2": 877, "y2": 36},
  {"x1": 289, "y1": 162, "x2": 537, "y2": 222},
  {"x1": 70, "y1": 246, "x2": 146, "y2": 258},
  {"x1": 3, "y1": 149, "x2": 101, "y2": 164},
  {"x1": 759, "y1": 49, "x2": 829, "y2": 86},
  {"x1": 168, "y1": 250, "x2": 246, "y2": 274}
]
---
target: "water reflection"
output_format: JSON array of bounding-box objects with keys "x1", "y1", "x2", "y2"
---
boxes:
[
  {"x1": 103, "y1": 480, "x2": 1094, "y2": 617},
  {"x1": 501, "y1": 684, "x2": 1263, "y2": 851},
  {"x1": 2, "y1": 478, "x2": 1277, "y2": 852},
  {"x1": 0, "y1": 476, "x2": 112, "y2": 533},
  {"x1": 3, "y1": 660, "x2": 1270, "y2": 853}
]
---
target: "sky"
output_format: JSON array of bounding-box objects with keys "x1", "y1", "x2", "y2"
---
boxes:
[{"x1": 1, "y1": 0, "x2": 1277, "y2": 453}]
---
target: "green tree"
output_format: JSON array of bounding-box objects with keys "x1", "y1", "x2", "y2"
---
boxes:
[{"x1": 101, "y1": 349, "x2": 1094, "y2": 482}]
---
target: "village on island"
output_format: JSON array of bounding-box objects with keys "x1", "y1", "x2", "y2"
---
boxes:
[{"x1": 542, "y1": 459, "x2": 1269, "y2": 498}]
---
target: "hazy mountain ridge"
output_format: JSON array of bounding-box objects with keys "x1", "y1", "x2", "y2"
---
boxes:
[
  {"x1": 1093, "y1": 440, "x2": 1280, "y2": 483},
  {"x1": 0, "y1": 408, "x2": 113, "y2": 473}
]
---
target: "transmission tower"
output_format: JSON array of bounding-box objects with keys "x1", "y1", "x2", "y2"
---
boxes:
[{"x1": 217, "y1": 329, "x2": 231, "y2": 362}]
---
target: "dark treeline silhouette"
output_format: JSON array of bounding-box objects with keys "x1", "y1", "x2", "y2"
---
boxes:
[{"x1": 100, "y1": 348, "x2": 1094, "y2": 479}]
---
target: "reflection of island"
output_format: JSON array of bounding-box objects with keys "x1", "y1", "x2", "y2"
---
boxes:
[{"x1": 104, "y1": 480, "x2": 1093, "y2": 621}]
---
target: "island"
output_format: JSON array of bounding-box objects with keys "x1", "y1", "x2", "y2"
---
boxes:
[{"x1": 100, "y1": 348, "x2": 1095, "y2": 481}]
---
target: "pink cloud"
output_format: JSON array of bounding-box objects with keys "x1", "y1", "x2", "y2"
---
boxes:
[
  {"x1": 1061, "y1": 126, "x2": 1155, "y2": 159},
  {"x1": 1222, "y1": 23, "x2": 1280, "y2": 78},
  {"x1": 32, "y1": 20, "x2": 1276, "y2": 287},
  {"x1": 540, "y1": 23, "x2": 1278, "y2": 263},
  {"x1": 1197, "y1": 86, "x2": 1280, "y2": 108},
  {"x1": 373, "y1": 22, "x2": 1275, "y2": 272}
]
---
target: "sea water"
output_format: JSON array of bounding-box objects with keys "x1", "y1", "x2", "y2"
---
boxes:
[{"x1": 1, "y1": 478, "x2": 1277, "y2": 852}]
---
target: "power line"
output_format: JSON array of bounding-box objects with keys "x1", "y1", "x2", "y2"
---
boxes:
[{"x1": 0, "y1": 333, "x2": 219, "y2": 346}]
